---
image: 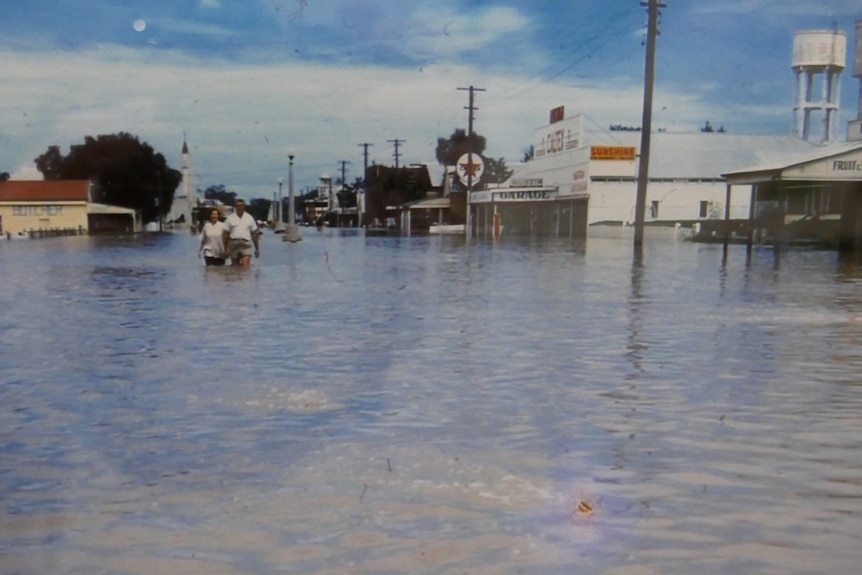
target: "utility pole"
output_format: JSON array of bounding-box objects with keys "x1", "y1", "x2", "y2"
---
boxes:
[
  {"x1": 339, "y1": 160, "x2": 350, "y2": 225},
  {"x1": 388, "y1": 139, "x2": 405, "y2": 169},
  {"x1": 283, "y1": 152, "x2": 301, "y2": 242},
  {"x1": 276, "y1": 178, "x2": 283, "y2": 230},
  {"x1": 339, "y1": 160, "x2": 350, "y2": 187},
  {"x1": 358, "y1": 143, "x2": 372, "y2": 227},
  {"x1": 633, "y1": 0, "x2": 665, "y2": 247},
  {"x1": 458, "y1": 85, "x2": 486, "y2": 238}
]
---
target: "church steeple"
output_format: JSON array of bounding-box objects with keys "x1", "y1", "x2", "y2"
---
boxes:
[
  {"x1": 181, "y1": 132, "x2": 190, "y2": 165},
  {"x1": 166, "y1": 132, "x2": 196, "y2": 229}
]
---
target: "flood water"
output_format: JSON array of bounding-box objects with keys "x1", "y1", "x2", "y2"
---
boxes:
[{"x1": 2, "y1": 227, "x2": 862, "y2": 574}]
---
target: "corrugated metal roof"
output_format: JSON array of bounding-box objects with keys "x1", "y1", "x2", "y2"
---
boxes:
[
  {"x1": 0, "y1": 180, "x2": 91, "y2": 202},
  {"x1": 584, "y1": 131, "x2": 819, "y2": 179},
  {"x1": 722, "y1": 140, "x2": 862, "y2": 180}
]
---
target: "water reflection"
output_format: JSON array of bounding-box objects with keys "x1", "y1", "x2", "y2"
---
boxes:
[
  {"x1": 2, "y1": 232, "x2": 862, "y2": 573},
  {"x1": 627, "y1": 248, "x2": 647, "y2": 376}
]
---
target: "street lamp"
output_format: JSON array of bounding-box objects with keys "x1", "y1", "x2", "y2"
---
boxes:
[
  {"x1": 276, "y1": 178, "x2": 283, "y2": 231},
  {"x1": 283, "y1": 151, "x2": 302, "y2": 242}
]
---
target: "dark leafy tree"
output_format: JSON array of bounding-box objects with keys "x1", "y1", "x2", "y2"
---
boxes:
[
  {"x1": 0, "y1": 172, "x2": 9, "y2": 181},
  {"x1": 435, "y1": 128, "x2": 486, "y2": 166},
  {"x1": 34, "y1": 133, "x2": 181, "y2": 223},
  {"x1": 482, "y1": 156, "x2": 513, "y2": 185},
  {"x1": 247, "y1": 198, "x2": 271, "y2": 222},
  {"x1": 34, "y1": 146, "x2": 64, "y2": 180},
  {"x1": 202, "y1": 184, "x2": 237, "y2": 206}
]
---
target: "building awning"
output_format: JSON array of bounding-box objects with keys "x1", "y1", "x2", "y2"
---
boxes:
[
  {"x1": 722, "y1": 142, "x2": 862, "y2": 185},
  {"x1": 403, "y1": 197, "x2": 450, "y2": 210},
  {"x1": 88, "y1": 203, "x2": 137, "y2": 216}
]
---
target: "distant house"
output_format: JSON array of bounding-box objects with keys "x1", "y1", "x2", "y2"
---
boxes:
[
  {"x1": 364, "y1": 165, "x2": 434, "y2": 228},
  {"x1": 0, "y1": 180, "x2": 141, "y2": 237}
]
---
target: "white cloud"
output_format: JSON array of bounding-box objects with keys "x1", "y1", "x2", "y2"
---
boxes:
[
  {"x1": 10, "y1": 165, "x2": 43, "y2": 180},
  {"x1": 156, "y1": 17, "x2": 234, "y2": 39},
  {"x1": 405, "y1": 5, "x2": 530, "y2": 61},
  {"x1": 0, "y1": 46, "x2": 783, "y2": 199},
  {"x1": 200, "y1": 0, "x2": 221, "y2": 9}
]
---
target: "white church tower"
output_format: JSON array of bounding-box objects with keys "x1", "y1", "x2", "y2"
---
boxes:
[{"x1": 167, "y1": 134, "x2": 197, "y2": 228}]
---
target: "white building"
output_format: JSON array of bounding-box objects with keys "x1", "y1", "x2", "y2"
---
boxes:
[{"x1": 501, "y1": 109, "x2": 819, "y2": 227}]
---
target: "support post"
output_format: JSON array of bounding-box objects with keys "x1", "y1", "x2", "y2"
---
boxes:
[{"x1": 723, "y1": 183, "x2": 732, "y2": 247}]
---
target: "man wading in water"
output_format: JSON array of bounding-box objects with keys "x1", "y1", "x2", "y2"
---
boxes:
[{"x1": 222, "y1": 198, "x2": 260, "y2": 267}]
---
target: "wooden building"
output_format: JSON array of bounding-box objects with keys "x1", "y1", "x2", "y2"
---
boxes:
[{"x1": 0, "y1": 180, "x2": 140, "y2": 237}]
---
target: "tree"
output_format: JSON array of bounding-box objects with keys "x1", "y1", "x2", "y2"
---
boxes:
[
  {"x1": 435, "y1": 128, "x2": 486, "y2": 167},
  {"x1": 34, "y1": 133, "x2": 181, "y2": 223},
  {"x1": 336, "y1": 177, "x2": 363, "y2": 209},
  {"x1": 202, "y1": 184, "x2": 237, "y2": 206},
  {"x1": 482, "y1": 156, "x2": 513, "y2": 185},
  {"x1": 0, "y1": 172, "x2": 9, "y2": 181},
  {"x1": 522, "y1": 145, "x2": 534, "y2": 163},
  {"x1": 247, "y1": 198, "x2": 271, "y2": 222}
]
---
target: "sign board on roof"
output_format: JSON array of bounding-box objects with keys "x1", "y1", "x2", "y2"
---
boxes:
[
  {"x1": 549, "y1": 105, "x2": 565, "y2": 124},
  {"x1": 534, "y1": 114, "x2": 583, "y2": 160},
  {"x1": 590, "y1": 146, "x2": 637, "y2": 161},
  {"x1": 783, "y1": 151, "x2": 862, "y2": 181}
]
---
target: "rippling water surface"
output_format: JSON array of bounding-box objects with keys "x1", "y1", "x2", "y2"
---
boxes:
[{"x1": 2, "y1": 228, "x2": 862, "y2": 574}]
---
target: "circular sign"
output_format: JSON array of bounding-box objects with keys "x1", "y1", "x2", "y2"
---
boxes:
[{"x1": 456, "y1": 153, "x2": 484, "y2": 188}]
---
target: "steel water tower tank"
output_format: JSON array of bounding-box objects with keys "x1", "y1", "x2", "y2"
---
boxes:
[{"x1": 793, "y1": 29, "x2": 846, "y2": 142}]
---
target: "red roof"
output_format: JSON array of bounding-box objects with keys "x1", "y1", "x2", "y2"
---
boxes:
[{"x1": 0, "y1": 180, "x2": 91, "y2": 202}]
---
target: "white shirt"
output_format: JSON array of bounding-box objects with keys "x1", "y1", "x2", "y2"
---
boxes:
[
  {"x1": 224, "y1": 211, "x2": 259, "y2": 242},
  {"x1": 199, "y1": 221, "x2": 226, "y2": 257}
]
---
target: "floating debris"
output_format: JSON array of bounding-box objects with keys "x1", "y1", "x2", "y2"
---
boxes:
[{"x1": 575, "y1": 499, "x2": 594, "y2": 516}]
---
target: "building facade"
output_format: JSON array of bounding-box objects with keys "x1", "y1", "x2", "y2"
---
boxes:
[
  {"x1": 501, "y1": 109, "x2": 819, "y2": 228},
  {"x1": 0, "y1": 180, "x2": 140, "y2": 237}
]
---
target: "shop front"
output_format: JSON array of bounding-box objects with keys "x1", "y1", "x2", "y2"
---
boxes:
[{"x1": 470, "y1": 186, "x2": 588, "y2": 239}]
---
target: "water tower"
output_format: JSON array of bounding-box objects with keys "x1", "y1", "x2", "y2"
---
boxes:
[
  {"x1": 793, "y1": 29, "x2": 846, "y2": 143},
  {"x1": 848, "y1": 19, "x2": 862, "y2": 142}
]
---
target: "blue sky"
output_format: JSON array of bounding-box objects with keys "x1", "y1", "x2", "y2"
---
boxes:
[{"x1": 1, "y1": 0, "x2": 860, "y2": 199}]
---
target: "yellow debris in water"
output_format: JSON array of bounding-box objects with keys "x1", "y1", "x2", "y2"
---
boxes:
[{"x1": 576, "y1": 500, "x2": 594, "y2": 515}]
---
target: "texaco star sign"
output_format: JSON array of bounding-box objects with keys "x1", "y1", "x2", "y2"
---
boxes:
[{"x1": 456, "y1": 153, "x2": 484, "y2": 189}]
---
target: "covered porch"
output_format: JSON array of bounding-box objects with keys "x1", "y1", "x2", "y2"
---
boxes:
[{"x1": 720, "y1": 142, "x2": 862, "y2": 250}]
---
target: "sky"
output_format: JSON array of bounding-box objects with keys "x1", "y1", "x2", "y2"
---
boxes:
[{"x1": 1, "y1": 0, "x2": 860, "y2": 200}]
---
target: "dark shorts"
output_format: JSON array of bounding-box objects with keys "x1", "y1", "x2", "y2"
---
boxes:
[{"x1": 205, "y1": 256, "x2": 227, "y2": 266}]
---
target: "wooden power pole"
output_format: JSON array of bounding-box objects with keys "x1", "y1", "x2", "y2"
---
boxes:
[
  {"x1": 633, "y1": 0, "x2": 665, "y2": 247},
  {"x1": 358, "y1": 142, "x2": 372, "y2": 227},
  {"x1": 457, "y1": 85, "x2": 485, "y2": 237}
]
